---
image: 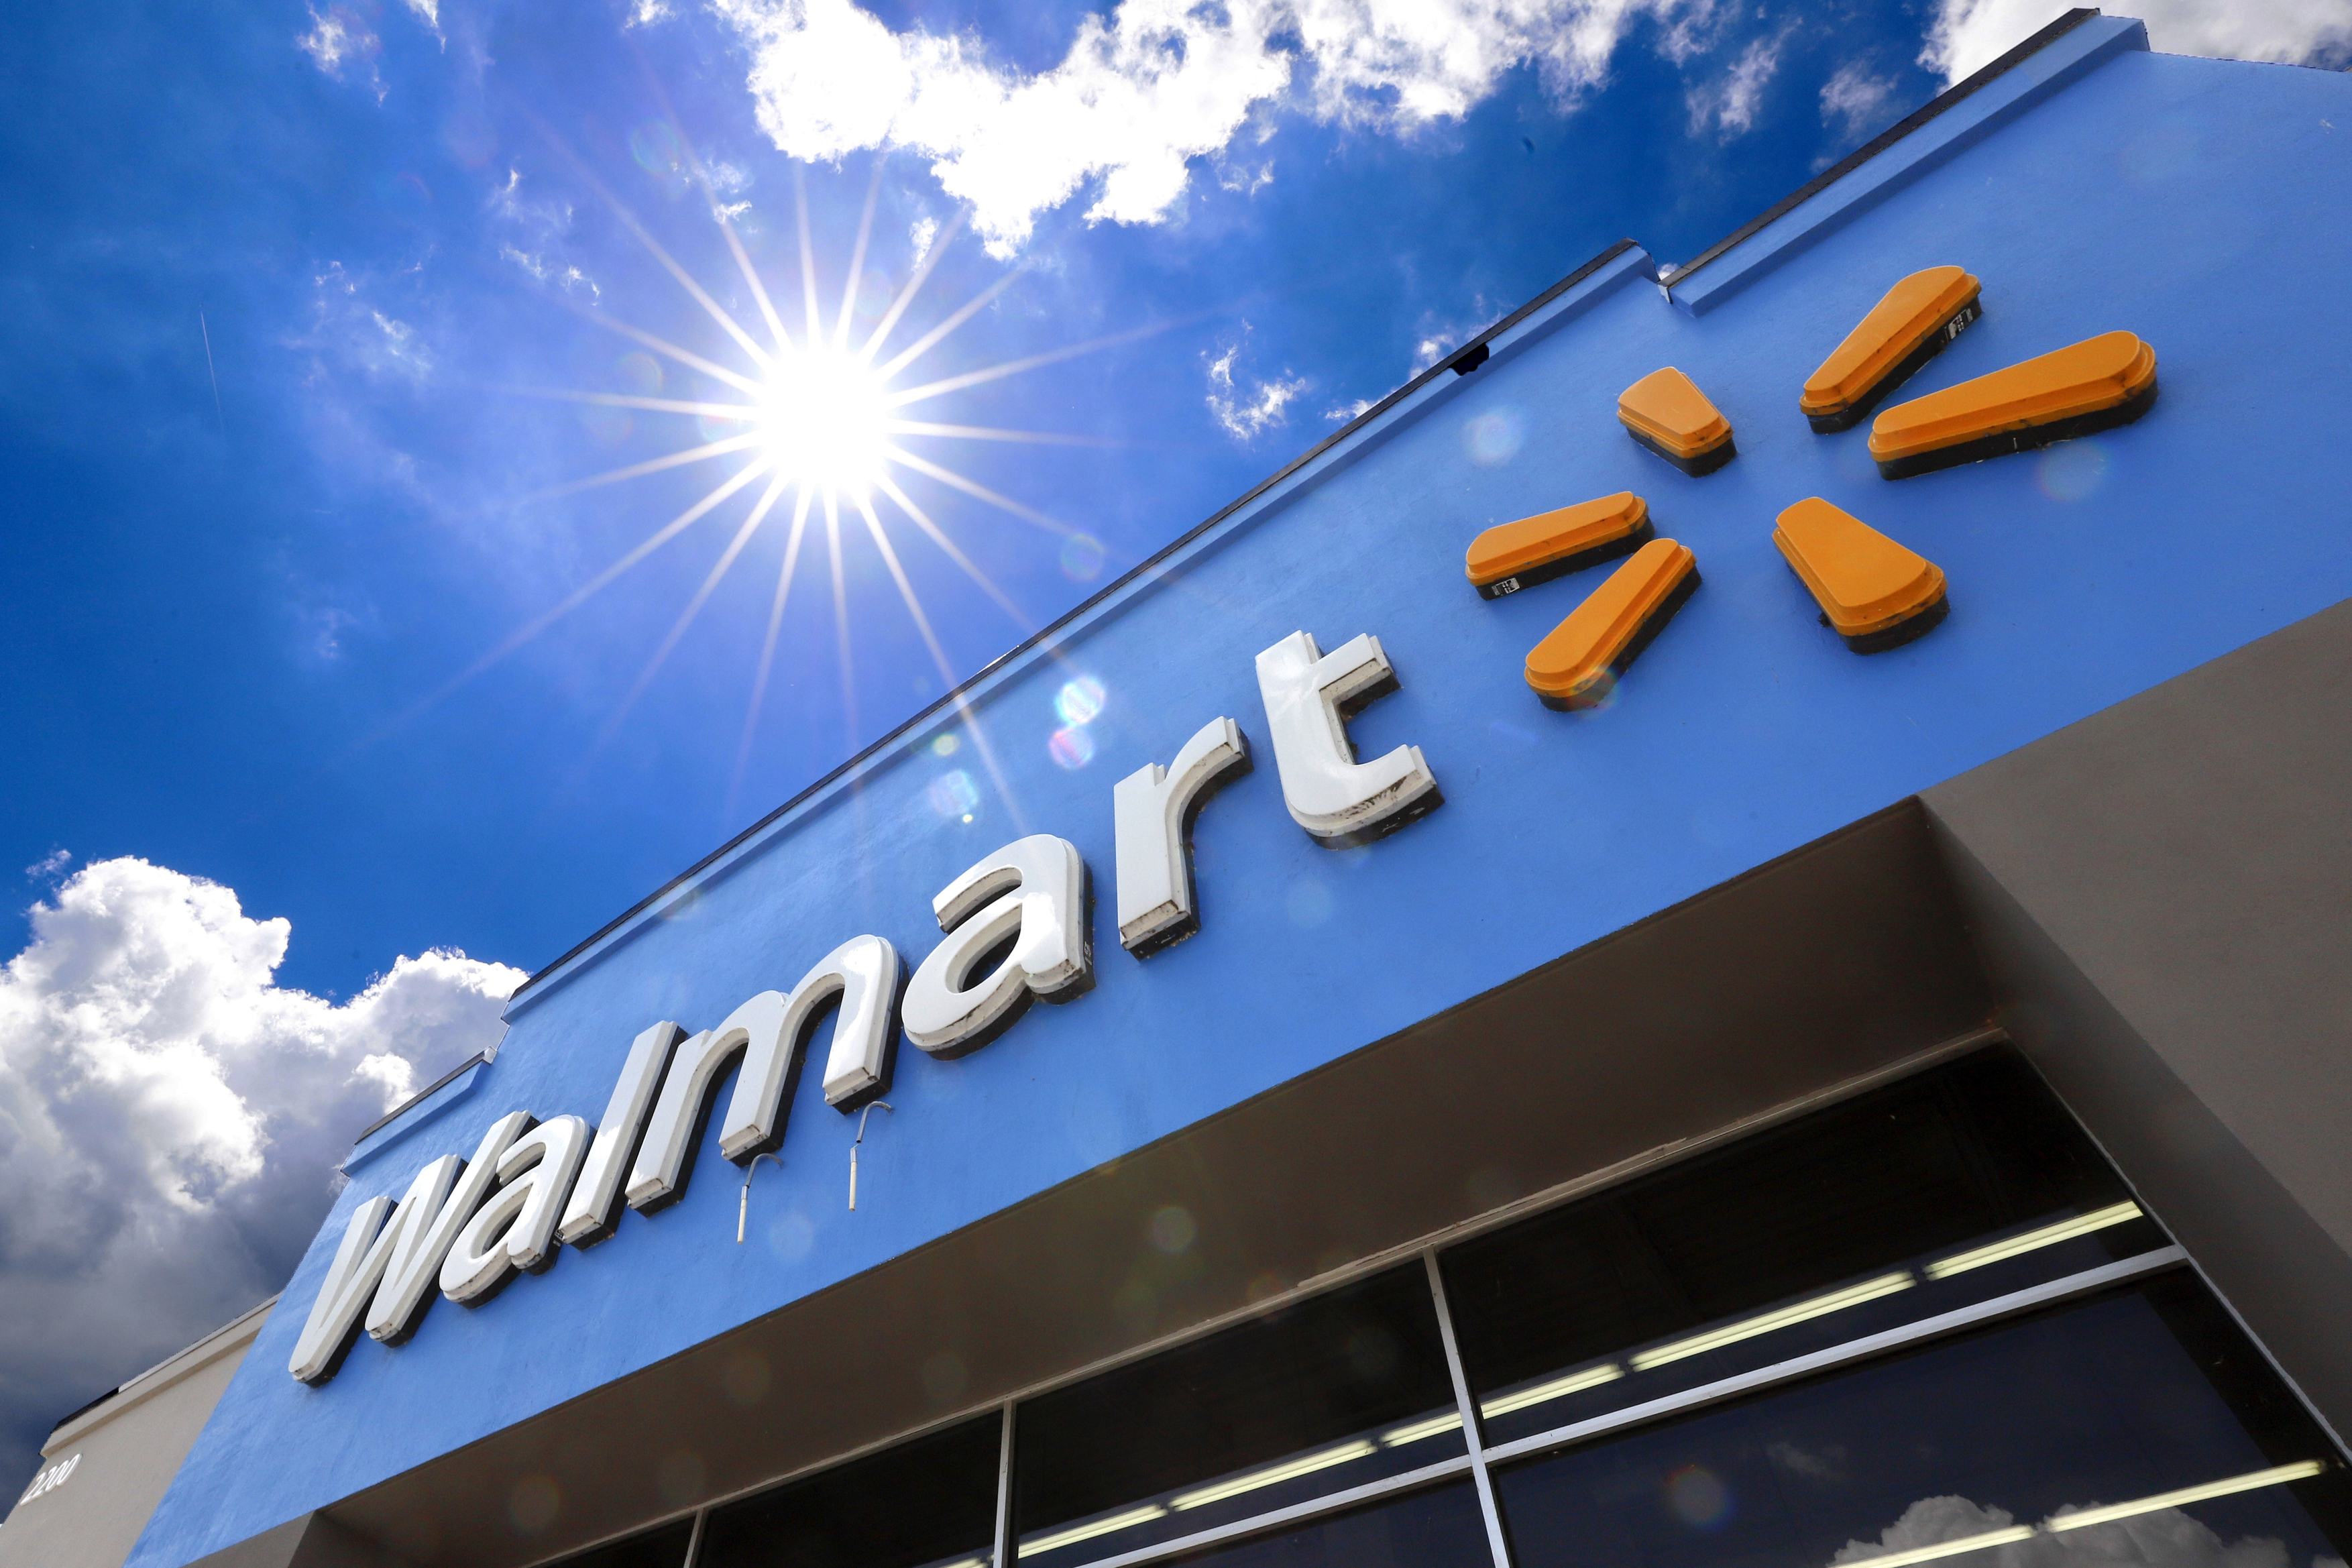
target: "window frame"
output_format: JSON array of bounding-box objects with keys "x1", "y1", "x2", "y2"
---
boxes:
[{"x1": 518, "y1": 1037, "x2": 2317, "y2": 1568}]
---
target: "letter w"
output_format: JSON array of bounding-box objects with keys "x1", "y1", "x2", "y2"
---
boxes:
[{"x1": 286, "y1": 1113, "x2": 530, "y2": 1385}]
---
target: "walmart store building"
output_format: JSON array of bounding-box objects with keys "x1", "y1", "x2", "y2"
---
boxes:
[{"x1": 11, "y1": 11, "x2": 2352, "y2": 1568}]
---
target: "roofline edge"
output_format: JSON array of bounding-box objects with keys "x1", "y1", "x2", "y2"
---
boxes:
[{"x1": 1667, "y1": 9, "x2": 2149, "y2": 315}]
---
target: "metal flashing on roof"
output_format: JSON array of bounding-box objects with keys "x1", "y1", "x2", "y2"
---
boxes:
[
  {"x1": 46, "y1": 1295, "x2": 277, "y2": 1451},
  {"x1": 348, "y1": 1049, "x2": 492, "y2": 1148},
  {"x1": 343, "y1": 1051, "x2": 492, "y2": 1170}
]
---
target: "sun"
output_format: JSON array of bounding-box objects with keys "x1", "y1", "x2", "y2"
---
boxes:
[
  {"x1": 743, "y1": 342, "x2": 893, "y2": 498},
  {"x1": 401, "y1": 143, "x2": 1173, "y2": 826}
]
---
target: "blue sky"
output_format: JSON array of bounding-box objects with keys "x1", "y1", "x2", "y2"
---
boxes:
[
  {"x1": 0, "y1": 0, "x2": 1969, "y2": 1004},
  {"x1": 2, "y1": 0, "x2": 2347, "y2": 1499}
]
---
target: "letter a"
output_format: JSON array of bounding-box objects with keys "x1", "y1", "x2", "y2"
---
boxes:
[{"x1": 901, "y1": 836, "x2": 1089, "y2": 1056}]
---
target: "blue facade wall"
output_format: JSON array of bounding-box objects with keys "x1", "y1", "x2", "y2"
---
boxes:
[{"x1": 133, "y1": 24, "x2": 2352, "y2": 1565}]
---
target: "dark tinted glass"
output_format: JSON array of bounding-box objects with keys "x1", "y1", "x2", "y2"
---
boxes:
[
  {"x1": 1495, "y1": 1272, "x2": 2352, "y2": 1568},
  {"x1": 1013, "y1": 1264, "x2": 1465, "y2": 1566},
  {"x1": 698, "y1": 1414, "x2": 1001, "y2": 1568},
  {"x1": 1160, "y1": 1481, "x2": 1491, "y2": 1568},
  {"x1": 1441, "y1": 1050, "x2": 2169, "y2": 1444},
  {"x1": 551, "y1": 1519, "x2": 695, "y2": 1568}
]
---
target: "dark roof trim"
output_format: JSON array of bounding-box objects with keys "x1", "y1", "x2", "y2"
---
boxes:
[
  {"x1": 348, "y1": 1050, "x2": 490, "y2": 1147},
  {"x1": 48, "y1": 1294, "x2": 280, "y2": 1439},
  {"x1": 51, "y1": 1384, "x2": 120, "y2": 1435},
  {"x1": 507, "y1": 238, "x2": 1645, "y2": 1004},
  {"x1": 1663, "y1": 8, "x2": 2100, "y2": 287}
]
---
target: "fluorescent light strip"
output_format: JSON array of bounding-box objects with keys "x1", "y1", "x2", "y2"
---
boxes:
[
  {"x1": 1172, "y1": 1441, "x2": 1376, "y2": 1510},
  {"x1": 1481, "y1": 1362, "x2": 1625, "y2": 1419},
  {"x1": 1480, "y1": 1209, "x2": 2144, "y2": 1427},
  {"x1": 2046, "y1": 1462, "x2": 2327, "y2": 1532},
  {"x1": 1629, "y1": 1272, "x2": 1915, "y2": 1371},
  {"x1": 1843, "y1": 1524, "x2": 2038, "y2": 1567},
  {"x1": 1927, "y1": 1203, "x2": 2145, "y2": 1280},
  {"x1": 1023, "y1": 1505, "x2": 1169, "y2": 1555},
  {"x1": 1381, "y1": 1412, "x2": 1463, "y2": 1447}
]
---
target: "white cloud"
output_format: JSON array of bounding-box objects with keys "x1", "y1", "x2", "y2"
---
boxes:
[
  {"x1": 491, "y1": 167, "x2": 562, "y2": 227},
  {"x1": 298, "y1": 0, "x2": 441, "y2": 93},
  {"x1": 1288, "y1": 0, "x2": 1675, "y2": 123},
  {"x1": 1205, "y1": 329, "x2": 1310, "y2": 439},
  {"x1": 1687, "y1": 30, "x2": 1784, "y2": 137},
  {"x1": 500, "y1": 245, "x2": 602, "y2": 300},
  {"x1": 1819, "y1": 60, "x2": 1896, "y2": 142},
  {"x1": 0, "y1": 858, "x2": 520, "y2": 1482},
  {"x1": 490, "y1": 170, "x2": 600, "y2": 299},
  {"x1": 297, "y1": 263, "x2": 438, "y2": 386},
  {"x1": 1409, "y1": 294, "x2": 1502, "y2": 374},
  {"x1": 1835, "y1": 1492, "x2": 2311, "y2": 1568},
  {"x1": 368, "y1": 312, "x2": 434, "y2": 380},
  {"x1": 1923, "y1": 0, "x2": 2352, "y2": 82},
  {"x1": 1326, "y1": 396, "x2": 1377, "y2": 422},
  {"x1": 710, "y1": 0, "x2": 1697, "y2": 254},
  {"x1": 1220, "y1": 160, "x2": 1276, "y2": 195},
  {"x1": 297, "y1": 5, "x2": 385, "y2": 100}
]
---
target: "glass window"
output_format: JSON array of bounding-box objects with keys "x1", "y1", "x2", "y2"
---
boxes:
[
  {"x1": 697, "y1": 1413, "x2": 1001, "y2": 1568},
  {"x1": 1013, "y1": 1265, "x2": 1466, "y2": 1567},
  {"x1": 1158, "y1": 1481, "x2": 1492, "y2": 1568},
  {"x1": 1493, "y1": 1271, "x2": 2352, "y2": 1568},
  {"x1": 1441, "y1": 1050, "x2": 2170, "y2": 1447},
  {"x1": 549, "y1": 1519, "x2": 695, "y2": 1568}
]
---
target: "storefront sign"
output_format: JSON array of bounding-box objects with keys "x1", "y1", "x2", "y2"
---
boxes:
[
  {"x1": 290, "y1": 628, "x2": 1440, "y2": 1385},
  {"x1": 290, "y1": 284, "x2": 2166, "y2": 1384}
]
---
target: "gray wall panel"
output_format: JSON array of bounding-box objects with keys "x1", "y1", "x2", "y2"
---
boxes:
[
  {"x1": 0, "y1": 1305, "x2": 270, "y2": 1568},
  {"x1": 1925, "y1": 596, "x2": 2352, "y2": 1441}
]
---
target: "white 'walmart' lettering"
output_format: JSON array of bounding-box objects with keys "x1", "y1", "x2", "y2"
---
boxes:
[{"x1": 289, "y1": 630, "x2": 1433, "y2": 1384}]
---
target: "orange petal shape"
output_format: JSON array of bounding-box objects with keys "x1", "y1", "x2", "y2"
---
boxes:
[
  {"x1": 1870, "y1": 331, "x2": 2157, "y2": 478},
  {"x1": 1618, "y1": 368, "x2": 1736, "y2": 475},
  {"x1": 1524, "y1": 538, "x2": 1699, "y2": 710},
  {"x1": 1801, "y1": 266, "x2": 1982, "y2": 431},
  {"x1": 1773, "y1": 498, "x2": 1948, "y2": 653},
  {"x1": 1465, "y1": 492, "x2": 1652, "y2": 598}
]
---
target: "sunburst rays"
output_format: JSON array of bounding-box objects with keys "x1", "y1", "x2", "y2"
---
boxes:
[{"x1": 410, "y1": 131, "x2": 1168, "y2": 826}]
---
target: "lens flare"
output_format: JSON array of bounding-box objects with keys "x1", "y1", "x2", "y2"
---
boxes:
[
  {"x1": 1048, "y1": 725, "x2": 1096, "y2": 769},
  {"x1": 927, "y1": 769, "x2": 979, "y2": 820},
  {"x1": 2036, "y1": 439, "x2": 2109, "y2": 501},
  {"x1": 1465, "y1": 408, "x2": 1526, "y2": 467},
  {"x1": 616, "y1": 351, "x2": 662, "y2": 394},
  {"x1": 1054, "y1": 675, "x2": 1105, "y2": 728},
  {"x1": 1060, "y1": 534, "x2": 1106, "y2": 581},
  {"x1": 1665, "y1": 1465, "x2": 1733, "y2": 1528}
]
